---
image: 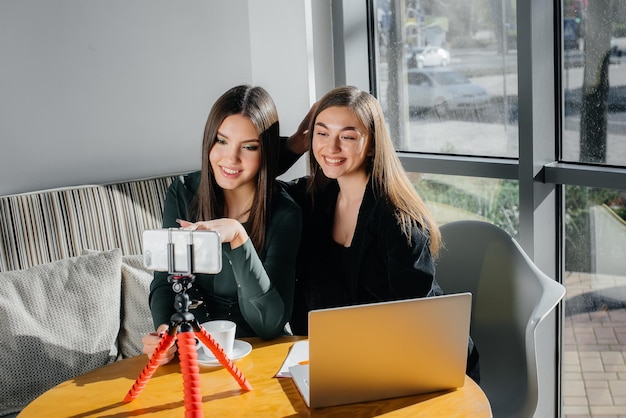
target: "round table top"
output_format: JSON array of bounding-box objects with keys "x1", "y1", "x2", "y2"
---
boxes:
[{"x1": 19, "y1": 336, "x2": 492, "y2": 417}]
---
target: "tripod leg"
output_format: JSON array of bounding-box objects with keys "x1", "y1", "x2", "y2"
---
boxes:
[
  {"x1": 194, "y1": 322, "x2": 252, "y2": 391},
  {"x1": 177, "y1": 324, "x2": 204, "y2": 417},
  {"x1": 123, "y1": 328, "x2": 177, "y2": 403}
]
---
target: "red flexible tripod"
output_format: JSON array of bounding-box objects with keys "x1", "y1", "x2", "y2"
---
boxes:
[{"x1": 123, "y1": 242, "x2": 252, "y2": 416}]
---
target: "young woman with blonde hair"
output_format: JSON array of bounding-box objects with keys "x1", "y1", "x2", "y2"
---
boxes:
[{"x1": 283, "y1": 85, "x2": 479, "y2": 382}]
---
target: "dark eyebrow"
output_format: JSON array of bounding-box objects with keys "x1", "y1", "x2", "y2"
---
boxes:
[
  {"x1": 315, "y1": 121, "x2": 360, "y2": 132},
  {"x1": 216, "y1": 131, "x2": 260, "y2": 143}
]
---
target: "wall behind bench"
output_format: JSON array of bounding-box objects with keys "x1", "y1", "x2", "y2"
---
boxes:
[{"x1": 0, "y1": 0, "x2": 333, "y2": 197}]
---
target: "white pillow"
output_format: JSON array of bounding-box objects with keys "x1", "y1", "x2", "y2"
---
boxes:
[
  {"x1": 0, "y1": 249, "x2": 122, "y2": 416},
  {"x1": 119, "y1": 254, "x2": 155, "y2": 358}
]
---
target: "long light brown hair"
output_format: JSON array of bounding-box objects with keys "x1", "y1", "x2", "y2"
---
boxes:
[
  {"x1": 307, "y1": 86, "x2": 441, "y2": 257},
  {"x1": 193, "y1": 85, "x2": 280, "y2": 252}
]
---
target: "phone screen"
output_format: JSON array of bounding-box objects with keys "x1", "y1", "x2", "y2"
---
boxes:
[{"x1": 142, "y1": 229, "x2": 222, "y2": 274}]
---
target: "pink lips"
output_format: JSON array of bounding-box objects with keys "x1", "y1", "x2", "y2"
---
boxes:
[
  {"x1": 323, "y1": 156, "x2": 345, "y2": 166},
  {"x1": 219, "y1": 166, "x2": 242, "y2": 178}
]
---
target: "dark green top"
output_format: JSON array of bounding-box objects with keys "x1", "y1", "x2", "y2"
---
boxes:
[{"x1": 148, "y1": 171, "x2": 302, "y2": 340}]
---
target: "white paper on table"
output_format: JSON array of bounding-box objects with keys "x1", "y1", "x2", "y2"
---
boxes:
[{"x1": 275, "y1": 340, "x2": 309, "y2": 377}]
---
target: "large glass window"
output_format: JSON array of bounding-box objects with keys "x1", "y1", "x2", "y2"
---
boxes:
[
  {"x1": 374, "y1": 0, "x2": 518, "y2": 157},
  {"x1": 562, "y1": 0, "x2": 626, "y2": 165},
  {"x1": 559, "y1": 1, "x2": 626, "y2": 415},
  {"x1": 412, "y1": 172, "x2": 519, "y2": 234},
  {"x1": 562, "y1": 185, "x2": 626, "y2": 417}
]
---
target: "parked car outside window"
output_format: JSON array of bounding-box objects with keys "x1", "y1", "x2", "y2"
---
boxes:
[
  {"x1": 406, "y1": 46, "x2": 450, "y2": 68},
  {"x1": 407, "y1": 68, "x2": 490, "y2": 117}
]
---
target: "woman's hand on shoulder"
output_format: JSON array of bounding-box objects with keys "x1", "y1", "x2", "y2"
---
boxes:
[
  {"x1": 286, "y1": 101, "x2": 318, "y2": 155},
  {"x1": 177, "y1": 218, "x2": 249, "y2": 249}
]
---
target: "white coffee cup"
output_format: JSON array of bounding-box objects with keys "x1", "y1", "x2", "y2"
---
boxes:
[{"x1": 199, "y1": 320, "x2": 236, "y2": 357}]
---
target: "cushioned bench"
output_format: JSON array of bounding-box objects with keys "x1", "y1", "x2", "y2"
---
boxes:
[{"x1": 0, "y1": 175, "x2": 176, "y2": 417}]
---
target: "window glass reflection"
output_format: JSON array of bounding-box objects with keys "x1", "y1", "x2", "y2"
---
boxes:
[
  {"x1": 562, "y1": 0, "x2": 626, "y2": 166},
  {"x1": 562, "y1": 185, "x2": 626, "y2": 417},
  {"x1": 411, "y1": 172, "x2": 519, "y2": 236},
  {"x1": 374, "y1": 0, "x2": 518, "y2": 157}
]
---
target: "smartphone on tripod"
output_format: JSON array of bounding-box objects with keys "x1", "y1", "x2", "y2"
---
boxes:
[{"x1": 142, "y1": 229, "x2": 222, "y2": 274}]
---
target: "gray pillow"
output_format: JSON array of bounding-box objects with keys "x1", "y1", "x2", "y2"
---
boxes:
[
  {"x1": 0, "y1": 249, "x2": 122, "y2": 416},
  {"x1": 119, "y1": 254, "x2": 155, "y2": 358}
]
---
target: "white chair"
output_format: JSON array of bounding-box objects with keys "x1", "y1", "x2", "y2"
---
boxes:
[{"x1": 436, "y1": 221, "x2": 566, "y2": 418}]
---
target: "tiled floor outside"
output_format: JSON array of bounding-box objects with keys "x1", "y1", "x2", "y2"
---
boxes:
[{"x1": 563, "y1": 271, "x2": 626, "y2": 417}]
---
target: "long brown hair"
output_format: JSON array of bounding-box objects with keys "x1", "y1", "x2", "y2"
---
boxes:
[
  {"x1": 193, "y1": 85, "x2": 280, "y2": 252},
  {"x1": 307, "y1": 86, "x2": 441, "y2": 257}
]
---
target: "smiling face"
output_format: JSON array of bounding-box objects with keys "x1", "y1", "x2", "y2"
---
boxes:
[
  {"x1": 311, "y1": 106, "x2": 372, "y2": 181},
  {"x1": 209, "y1": 114, "x2": 261, "y2": 194}
]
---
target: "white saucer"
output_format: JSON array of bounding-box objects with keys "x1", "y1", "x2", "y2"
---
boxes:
[{"x1": 197, "y1": 339, "x2": 252, "y2": 367}]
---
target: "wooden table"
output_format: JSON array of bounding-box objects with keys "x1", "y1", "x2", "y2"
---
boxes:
[{"x1": 19, "y1": 336, "x2": 492, "y2": 417}]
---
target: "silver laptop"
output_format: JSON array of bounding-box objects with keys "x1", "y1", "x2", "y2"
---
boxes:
[{"x1": 289, "y1": 293, "x2": 472, "y2": 408}]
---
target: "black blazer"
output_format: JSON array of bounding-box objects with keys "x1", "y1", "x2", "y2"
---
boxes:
[{"x1": 281, "y1": 177, "x2": 442, "y2": 335}]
